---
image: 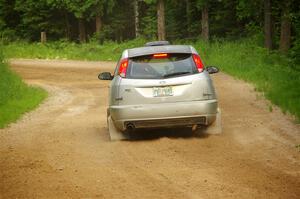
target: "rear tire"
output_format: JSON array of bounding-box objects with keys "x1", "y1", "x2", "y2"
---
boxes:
[
  {"x1": 107, "y1": 116, "x2": 128, "y2": 141},
  {"x1": 204, "y1": 108, "x2": 222, "y2": 135}
]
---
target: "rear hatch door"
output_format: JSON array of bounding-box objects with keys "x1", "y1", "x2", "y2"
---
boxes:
[{"x1": 117, "y1": 53, "x2": 215, "y2": 105}]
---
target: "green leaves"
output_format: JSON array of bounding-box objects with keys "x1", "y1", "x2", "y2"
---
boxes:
[{"x1": 143, "y1": 0, "x2": 157, "y2": 4}]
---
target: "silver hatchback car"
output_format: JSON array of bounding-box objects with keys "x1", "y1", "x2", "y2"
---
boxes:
[{"x1": 99, "y1": 41, "x2": 221, "y2": 140}]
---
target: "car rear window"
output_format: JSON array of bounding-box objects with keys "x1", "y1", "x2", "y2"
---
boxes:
[{"x1": 127, "y1": 53, "x2": 197, "y2": 79}]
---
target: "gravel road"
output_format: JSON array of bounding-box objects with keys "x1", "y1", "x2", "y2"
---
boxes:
[{"x1": 0, "y1": 59, "x2": 299, "y2": 198}]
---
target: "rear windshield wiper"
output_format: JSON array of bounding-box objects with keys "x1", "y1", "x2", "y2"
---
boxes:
[{"x1": 163, "y1": 72, "x2": 191, "y2": 78}]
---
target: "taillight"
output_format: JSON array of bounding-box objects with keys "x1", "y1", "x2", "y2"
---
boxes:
[
  {"x1": 153, "y1": 53, "x2": 168, "y2": 58},
  {"x1": 192, "y1": 54, "x2": 204, "y2": 73},
  {"x1": 118, "y1": 58, "x2": 128, "y2": 77}
]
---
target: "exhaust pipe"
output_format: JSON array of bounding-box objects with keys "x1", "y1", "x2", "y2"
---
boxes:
[
  {"x1": 126, "y1": 123, "x2": 135, "y2": 131},
  {"x1": 192, "y1": 124, "x2": 197, "y2": 132}
]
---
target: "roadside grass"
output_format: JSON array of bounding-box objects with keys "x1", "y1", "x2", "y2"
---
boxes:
[
  {"x1": 0, "y1": 50, "x2": 47, "y2": 128},
  {"x1": 191, "y1": 39, "x2": 300, "y2": 122},
  {"x1": 2, "y1": 38, "x2": 300, "y2": 122},
  {"x1": 3, "y1": 38, "x2": 146, "y2": 61}
]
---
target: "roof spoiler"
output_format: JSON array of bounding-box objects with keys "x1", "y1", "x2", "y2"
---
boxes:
[{"x1": 145, "y1": 41, "x2": 170, "y2": 47}]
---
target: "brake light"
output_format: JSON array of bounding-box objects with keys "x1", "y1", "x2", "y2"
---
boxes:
[
  {"x1": 118, "y1": 58, "x2": 128, "y2": 77},
  {"x1": 192, "y1": 54, "x2": 204, "y2": 73},
  {"x1": 153, "y1": 53, "x2": 168, "y2": 58}
]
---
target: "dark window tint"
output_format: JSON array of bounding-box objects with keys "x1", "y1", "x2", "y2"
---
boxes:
[{"x1": 127, "y1": 53, "x2": 197, "y2": 79}]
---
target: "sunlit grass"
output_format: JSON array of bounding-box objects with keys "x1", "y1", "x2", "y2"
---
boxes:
[
  {"x1": 0, "y1": 53, "x2": 47, "y2": 128},
  {"x1": 193, "y1": 39, "x2": 300, "y2": 122}
]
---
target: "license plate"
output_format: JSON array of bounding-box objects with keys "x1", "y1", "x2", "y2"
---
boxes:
[{"x1": 153, "y1": 87, "x2": 173, "y2": 97}]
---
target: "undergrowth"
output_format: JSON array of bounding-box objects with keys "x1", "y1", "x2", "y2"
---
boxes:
[{"x1": 192, "y1": 39, "x2": 300, "y2": 122}]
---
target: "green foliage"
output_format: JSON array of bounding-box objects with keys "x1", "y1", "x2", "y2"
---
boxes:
[
  {"x1": 290, "y1": 11, "x2": 300, "y2": 65},
  {"x1": 61, "y1": 0, "x2": 99, "y2": 19},
  {"x1": 0, "y1": 48, "x2": 47, "y2": 128},
  {"x1": 0, "y1": 28, "x2": 18, "y2": 44},
  {"x1": 47, "y1": 0, "x2": 115, "y2": 19},
  {"x1": 140, "y1": 3, "x2": 157, "y2": 39},
  {"x1": 192, "y1": 38, "x2": 300, "y2": 121},
  {"x1": 15, "y1": 0, "x2": 52, "y2": 36},
  {"x1": 236, "y1": 0, "x2": 262, "y2": 20},
  {"x1": 143, "y1": 0, "x2": 157, "y2": 4},
  {"x1": 0, "y1": 44, "x2": 3, "y2": 61},
  {"x1": 195, "y1": 0, "x2": 209, "y2": 8}
]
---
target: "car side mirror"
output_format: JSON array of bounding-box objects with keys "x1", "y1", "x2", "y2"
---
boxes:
[
  {"x1": 98, "y1": 72, "x2": 113, "y2": 80},
  {"x1": 206, "y1": 66, "x2": 219, "y2": 74}
]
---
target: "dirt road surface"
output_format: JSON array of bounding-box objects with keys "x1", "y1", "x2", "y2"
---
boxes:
[{"x1": 1, "y1": 59, "x2": 299, "y2": 198}]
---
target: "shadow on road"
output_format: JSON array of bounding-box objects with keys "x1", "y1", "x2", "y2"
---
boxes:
[{"x1": 126, "y1": 127, "x2": 210, "y2": 141}]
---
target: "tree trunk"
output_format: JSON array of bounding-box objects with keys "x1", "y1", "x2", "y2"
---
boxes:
[
  {"x1": 201, "y1": 5, "x2": 209, "y2": 41},
  {"x1": 264, "y1": 0, "x2": 273, "y2": 50},
  {"x1": 78, "y1": 18, "x2": 86, "y2": 43},
  {"x1": 157, "y1": 0, "x2": 166, "y2": 40},
  {"x1": 279, "y1": 2, "x2": 291, "y2": 53},
  {"x1": 95, "y1": 14, "x2": 102, "y2": 34},
  {"x1": 134, "y1": 0, "x2": 140, "y2": 38}
]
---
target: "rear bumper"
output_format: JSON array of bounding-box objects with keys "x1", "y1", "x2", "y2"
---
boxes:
[{"x1": 109, "y1": 99, "x2": 218, "y2": 131}]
